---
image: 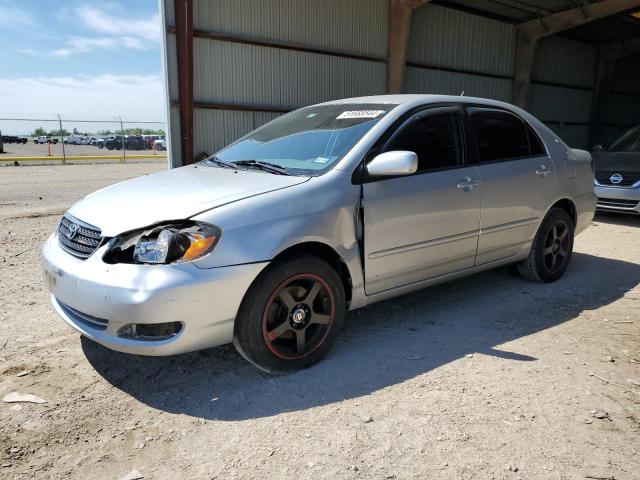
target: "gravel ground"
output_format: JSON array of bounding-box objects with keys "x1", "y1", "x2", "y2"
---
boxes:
[{"x1": 0, "y1": 164, "x2": 639, "y2": 480}]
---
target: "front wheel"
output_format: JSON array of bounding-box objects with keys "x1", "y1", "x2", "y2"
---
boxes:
[
  {"x1": 516, "y1": 208, "x2": 574, "y2": 283},
  {"x1": 234, "y1": 256, "x2": 346, "y2": 373}
]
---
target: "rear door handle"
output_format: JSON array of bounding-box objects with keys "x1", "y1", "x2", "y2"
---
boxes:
[
  {"x1": 457, "y1": 177, "x2": 480, "y2": 191},
  {"x1": 536, "y1": 165, "x2": 552, "y2": 177}
]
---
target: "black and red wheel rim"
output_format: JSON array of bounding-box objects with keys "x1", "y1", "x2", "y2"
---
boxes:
[
  {"x1": 262, "y1": 273, "x2": 335, "y2": 360},
  {"x1": 543, "y1": 219, "x2": 570, "y2": 273}
]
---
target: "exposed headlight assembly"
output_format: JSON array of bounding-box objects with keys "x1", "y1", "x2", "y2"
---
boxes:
[{"x1": 104, "y1": 222, "x2": 220, "y2": 265}]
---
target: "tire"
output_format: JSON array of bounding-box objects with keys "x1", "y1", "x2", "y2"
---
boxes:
[
  {"x1": 233, "y1": 255, "x2": 346, "y2": 373},
  {"x1": 516, "y1": 208, "x2": 574, "y2": 283}
]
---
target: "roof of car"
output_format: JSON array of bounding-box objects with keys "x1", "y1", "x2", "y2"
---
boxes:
[{"x1": 320, "y1": 94, "x2": 515, "y2": 109}]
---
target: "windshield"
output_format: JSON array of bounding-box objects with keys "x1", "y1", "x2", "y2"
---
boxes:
[
  {"x1": 607, "y1": 125, "x2": 640, "y2": 152},
  {"x1": 213, "y1": 103, "x2": 396, "y2": 175}
]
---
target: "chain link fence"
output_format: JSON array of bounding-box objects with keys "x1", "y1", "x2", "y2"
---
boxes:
[{"x1": 0, "y1": 114, "x2": 168, "y2": 165}]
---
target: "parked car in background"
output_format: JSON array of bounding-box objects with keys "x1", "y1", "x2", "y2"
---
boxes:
[
  {"x1": 1, "y1": 135, "x2": 28, "y2": 144},
  {"x1": 125, "y1": 135, "x2": 145, "y2": 150},
  {"x1": 96, "y1": 136, "x2": 109, "y2": 148},
  {"x1": 153, "y1": 138, "x2": 166, "y2": 151},
  {"x1": 104, "y1": 135, "x2": 124, "y2": 150},
  {"x1": 88, "y1": 137, "x2": 99, "y2": 145},
  {"x1": 105, "y1": 135, "x2": 145, "y2": 150},
  {"x1": 34, "y1": 136, "x2": 58, "y2": 144},
  {"x1": 64, "y1": 134, "x2": 89, "y2": 145},
  {"x1": 42, "y1": 95, "x2": 596, "y2": 372},
  {"x1": 142, "y1": 135, "x2": 161, "y2": 149},
  {"x1": 593, "y1": 125, "x2": 640, "y2": 214}
]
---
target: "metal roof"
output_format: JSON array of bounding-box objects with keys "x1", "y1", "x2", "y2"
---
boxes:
[{"x1": 434, "y1": 0, "x2": 640, "y2": 43}]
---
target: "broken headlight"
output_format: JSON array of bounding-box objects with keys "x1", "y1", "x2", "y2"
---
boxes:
[{"x1": 104, "y1": 222, "x2": 221, "y2": 265}]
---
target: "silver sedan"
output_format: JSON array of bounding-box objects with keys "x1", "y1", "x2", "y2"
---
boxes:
[{"x1": 42, "y1": 95, "x2": 596, "y2": 372}]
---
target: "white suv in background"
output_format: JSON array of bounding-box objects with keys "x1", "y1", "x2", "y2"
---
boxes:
[{"x1": 154, "y1": 138, "x2": 166, "y2": 151}]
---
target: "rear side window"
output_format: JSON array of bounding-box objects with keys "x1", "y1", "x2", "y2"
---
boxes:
[
  {"x1": 526, "y1": 125, "x2": 546, "y2": 156},
  {"x1": 385, "y1": 111, "x2": 463, "y2": 172},
  {"x1": 468, "y1": 108, "x2": 530, "y2": 163}
]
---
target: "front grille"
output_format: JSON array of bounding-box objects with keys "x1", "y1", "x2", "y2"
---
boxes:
[
  {"x1": 57, "y1": 214, "x2": 103, "y2": 259},
  {"x1": 595, "y1": 170, "x2": 640, "y2": 187},
  {"x1": 597, "y1": 197, "x2": 639, "y2": 209},
  {"x1": 57, "y1": 300, "x2": 108, "y2": 331}
]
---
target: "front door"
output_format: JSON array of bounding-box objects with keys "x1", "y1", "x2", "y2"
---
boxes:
[{"x1": 363, "y1": 107, "x2": 482, "y2": 295}]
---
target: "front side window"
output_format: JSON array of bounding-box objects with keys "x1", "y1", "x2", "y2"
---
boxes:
[
  {"x1": 469, "y1": 108, "x2": 530, "y2": 163},
  {"x1": 607, "y1": 126, "x2": 640, "y2": 152},
  {"x1": 384, "y1": 111, "x2": 464, "y2": 172},
  {"x1": 214, "y1": 103, "x2": 397, "y2": 176}
]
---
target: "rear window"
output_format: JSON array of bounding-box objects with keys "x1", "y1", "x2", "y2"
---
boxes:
[{"x1": 468, "y1": 108, "x2": 531, "y2": 163}]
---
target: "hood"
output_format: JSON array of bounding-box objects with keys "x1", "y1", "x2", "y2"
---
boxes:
[
  {"x1": 68, "y1": 165, "x2": 310, "y2": 236},
  {"x1": 593, "y1": 151, "x2": 640, "y2": 172}
]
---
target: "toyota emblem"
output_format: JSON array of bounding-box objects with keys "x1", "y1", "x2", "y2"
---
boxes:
[
  {"x1": 66, "y1": 223, "x2": 79, "y2": 240},
  {"x1": 610, "y1": 173, "x2": 623, "y2": 184}
]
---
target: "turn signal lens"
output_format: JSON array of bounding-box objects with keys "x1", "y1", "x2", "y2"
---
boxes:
[{"x1": 182, "y1": 233, "x2": 217, "y2": 261}]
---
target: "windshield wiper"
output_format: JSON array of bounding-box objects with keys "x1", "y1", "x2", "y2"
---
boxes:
[
  {"x1": 233, "y1": 160, "x2": 289, "y2": 175},
  {"x1": 203, "y1": 155, "x2": 237, "y2": 169}
]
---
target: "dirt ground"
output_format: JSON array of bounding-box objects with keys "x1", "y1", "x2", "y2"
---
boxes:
[{"x1": 0, "y1": 164, "x2": 639, "y2": 480}]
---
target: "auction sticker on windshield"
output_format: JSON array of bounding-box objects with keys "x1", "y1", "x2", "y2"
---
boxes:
[{"x1": 336, "y1": 110, "x2": 386, "y2": 119}]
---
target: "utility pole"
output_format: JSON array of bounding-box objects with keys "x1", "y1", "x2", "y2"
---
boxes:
[
  {"x1": 58, "y1": 114, "x2": 66, "y2": 164},
  {"x1": 119, "y1": 116, "x2": 126, "y2": 164}
]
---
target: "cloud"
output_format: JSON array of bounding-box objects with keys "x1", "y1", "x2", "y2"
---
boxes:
[
  {"x1": 45, "y1": 6, "x2": 161, "y2": 57},
  {"x1": 16, "y1": 47, "x2": 38, "y2": 56},
  {"x1": 0, "y1": 5, "x2": 36, "y2": 28},
  {"x1": 0, "y1": 74, "x2": 167, "y2": 130},
  {"x1": 51, "y1": 37, "x2": 118, "y2": 57},
  {"x1": 75, "y1": 6, "x2": 160, "y2": 42}
]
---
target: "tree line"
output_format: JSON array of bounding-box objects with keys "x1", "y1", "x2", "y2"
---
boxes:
[{"x1": 31, "y1": 127, "x2": 166, "y2": 137}]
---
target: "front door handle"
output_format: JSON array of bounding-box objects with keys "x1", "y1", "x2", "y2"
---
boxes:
[
  {"x1": 536, "y1": 165, "x2": 552, "y2": 177},
  {"x1": 457, "y1": 177, "x2": 480, "y2": 191}
]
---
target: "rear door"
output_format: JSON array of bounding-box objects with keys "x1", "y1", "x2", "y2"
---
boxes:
[
  {"x1": 465, "y1": 107, "x2": 556, "y2": 265},
  {"x1": 362, "y1": 106, "x2": 482, "y2": 294}
]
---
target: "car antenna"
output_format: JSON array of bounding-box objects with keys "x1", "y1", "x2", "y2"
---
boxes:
[{"x1": 460, "y1": 90, "x2": 465, "y2": 96}]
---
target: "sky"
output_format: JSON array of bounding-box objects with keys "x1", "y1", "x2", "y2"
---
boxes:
[{"x1": 0, "y1": 0, "x2": 166, "y2": 134}]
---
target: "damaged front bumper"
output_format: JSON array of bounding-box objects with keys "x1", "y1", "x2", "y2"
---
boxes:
[{"x1": 42, "y1": 232, "x2": 267, "y2": 356}]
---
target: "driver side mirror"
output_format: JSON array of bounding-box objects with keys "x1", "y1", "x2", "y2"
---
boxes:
[{"x1": 366, "y1": 151, "x2": 418, "y2": 177}]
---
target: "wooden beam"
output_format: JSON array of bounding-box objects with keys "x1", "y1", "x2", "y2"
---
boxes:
[
  {"x1": 174, "y1": 0, "x2": 194, "y2": 166},
  {"x1": 512, "y1": 0, "x2": 640, "y2": 108},
  {"x1": 519, "y1": 0, "x2": 640, "y2": 38},
  {"x1": 387, "y1": 0, "x2": 431, "y2": 94},
  {"x1": 512, "y1": 31, "x2": 538, "y2": 109}
]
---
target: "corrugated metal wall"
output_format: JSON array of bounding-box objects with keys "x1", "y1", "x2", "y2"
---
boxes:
[
  {"x1": 165, "y1": 0, "x2": 388, "y2": 163},
  {"x1": 601, "y1": 55, "x2": 640, "y2": 145},
  {"x1": 529, "y1": 36, "x2": 597, "y2": 149},
  {"x1": 406, "y1": 4, "x2": 513, "y2": 101},
  {"x1": 163, "y1": 0, "x2": 623, "y2": 164},
  {"x1": 406, "y1": 3, "x2": 598, "y2": 149}
]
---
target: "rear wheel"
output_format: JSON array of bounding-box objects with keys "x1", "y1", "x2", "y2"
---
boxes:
[
  {"x1": 516, "y1": 208, "x2": 574, "y2": 283},
  {"x1": 234, "y1": 256, "x2": 345, "y2": 373}
]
